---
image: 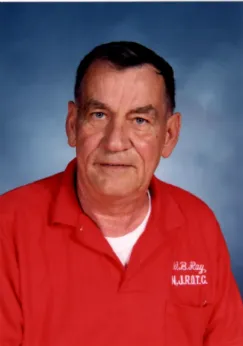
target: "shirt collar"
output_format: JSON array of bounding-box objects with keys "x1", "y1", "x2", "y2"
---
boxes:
[{"x1": 50, "y1": 158, "x2": 81, "y2": 227}]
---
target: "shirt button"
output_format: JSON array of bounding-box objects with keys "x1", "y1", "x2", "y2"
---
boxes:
[
  {"x1": 79, "y1": 226, "x2": 84, "y2": 232},
  {"x1": 202, "y1": 300, "x2": 207, "y2": 307}
]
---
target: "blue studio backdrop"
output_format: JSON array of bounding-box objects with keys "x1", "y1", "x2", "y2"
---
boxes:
[{"x1": 0, "y1": 2, "x2": 242, "y2": 296}]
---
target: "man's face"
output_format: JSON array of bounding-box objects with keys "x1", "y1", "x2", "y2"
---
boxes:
[{"x1": 66, "y1": 61, "x2": 181, "y2": 198}]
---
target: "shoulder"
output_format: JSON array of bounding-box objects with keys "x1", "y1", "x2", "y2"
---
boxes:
[
  {"x1": 157, "y1": 177, "x2": 217, "y2": 219},
  {"x1": 155, "y1": 177, "x2": 221, "y2": 242},
  {"x1": 156, "y1": 178, "x2": 229, "y2": 261},
  {"x1": 0, "y1": 171, "x2": 63, "y2": 219}
]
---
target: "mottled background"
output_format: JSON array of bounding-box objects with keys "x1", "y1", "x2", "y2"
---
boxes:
[{"x1": 0, "y1": 2, "x2": 242, "y2": 296}]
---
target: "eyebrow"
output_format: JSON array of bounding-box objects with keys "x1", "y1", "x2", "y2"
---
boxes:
[
  {"x1": 131, "y1": 105, "x2": 157, "y2": 116},
  {"x1": 82, "y1": 99, "x2": 108, "y2": 111},
  {"x1": 82, "y1": 98, "x2": 158, "y2": 116}
]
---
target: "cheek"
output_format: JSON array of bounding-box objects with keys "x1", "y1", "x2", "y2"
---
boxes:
[
  {"x1": 76, "y1": 126, "x2": 102, "y2": 161},
  {"x1": 134, "y1": 126, "x2": 165, "y2": 154},
  {"x1": 133, "y1": 133, "x2": 163, "y2": 167}
]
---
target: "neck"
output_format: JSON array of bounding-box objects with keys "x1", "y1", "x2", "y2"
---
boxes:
[{"x1": 77, "y1": 179, "x2": 150, "y2": 237}]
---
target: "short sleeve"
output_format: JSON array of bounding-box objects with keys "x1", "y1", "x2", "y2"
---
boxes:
[
  {"x1": 204, "y1": 218, "x2": 243, "y2": 346},
  {"x1": 0, "y1": 225, "x2": 23, "y2": 346}
]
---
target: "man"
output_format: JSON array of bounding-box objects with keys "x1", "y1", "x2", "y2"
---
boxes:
[{"x1": 0, "y1": 41, "x2": 242, "y2": 346}]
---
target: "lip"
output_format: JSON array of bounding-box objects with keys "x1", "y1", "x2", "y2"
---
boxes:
[
  {"x1": 99, "y1": 163, "x2": 131, "y2": 167},
  {"x1": 98, "y1": 163, "x2": 133, "y2": 169}
]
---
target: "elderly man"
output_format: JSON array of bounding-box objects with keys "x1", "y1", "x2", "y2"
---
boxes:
[{"x1": 0, "y1": 41, "x2": 242, "y2": 346}]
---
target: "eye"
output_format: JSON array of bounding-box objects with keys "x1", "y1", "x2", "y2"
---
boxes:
[
  {"x1": 92, "y1": 112, "x2": 106, "y2": 119},
  {"x1": 135, "y1": 117, "x2": 149, "y2": 125}
]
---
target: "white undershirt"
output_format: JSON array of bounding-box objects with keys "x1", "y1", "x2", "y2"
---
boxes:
[{"x1": 105, "y1": 192, "x2": 151, "y2": 266}]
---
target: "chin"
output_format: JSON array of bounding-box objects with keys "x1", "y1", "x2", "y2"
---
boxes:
[{"x1": 97, "y1": 185, "x2": 136, "y2": 198}]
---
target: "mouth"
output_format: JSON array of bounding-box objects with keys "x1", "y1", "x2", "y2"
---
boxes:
[
  {"x1": 98, "y1": 163, "x2": 133, "y2": 169},
  {"x1": 100, "y1": 163, "x2": 131, "y2": 167}
]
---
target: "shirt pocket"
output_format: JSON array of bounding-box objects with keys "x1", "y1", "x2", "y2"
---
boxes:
[{"x1": 165, "y1": 301, "x2": 213, "y2": 346}]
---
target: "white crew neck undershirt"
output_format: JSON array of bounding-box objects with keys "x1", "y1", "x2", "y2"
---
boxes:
[{"x1": 105, "y1": 191, "x2": 152, "y2": 266}]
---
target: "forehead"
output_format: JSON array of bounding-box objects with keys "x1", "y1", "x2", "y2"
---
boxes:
[{"x1": 80, "y1": 61, "x2": 167, "y2": 109}]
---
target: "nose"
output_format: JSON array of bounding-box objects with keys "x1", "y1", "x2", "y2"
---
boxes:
[{"x1": 102, "y1": 119, "x2": 131, "y2": 152}]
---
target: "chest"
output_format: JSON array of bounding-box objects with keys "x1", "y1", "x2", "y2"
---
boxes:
[{"x1": 19, "y1": 224, "x2": 214, "y2": 346}]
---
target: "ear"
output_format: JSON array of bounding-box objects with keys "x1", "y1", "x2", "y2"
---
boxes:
[
  {"x1": 66, "y1": 101, "x2": 78, "y2": 147},
  {"x1": 161, "y1": 112, "x2": 181, "y2": 158}
]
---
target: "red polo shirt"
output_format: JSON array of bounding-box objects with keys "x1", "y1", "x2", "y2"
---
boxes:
[{"x1": 0, "y1": 159, "x2": 242, "y2": 346}]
